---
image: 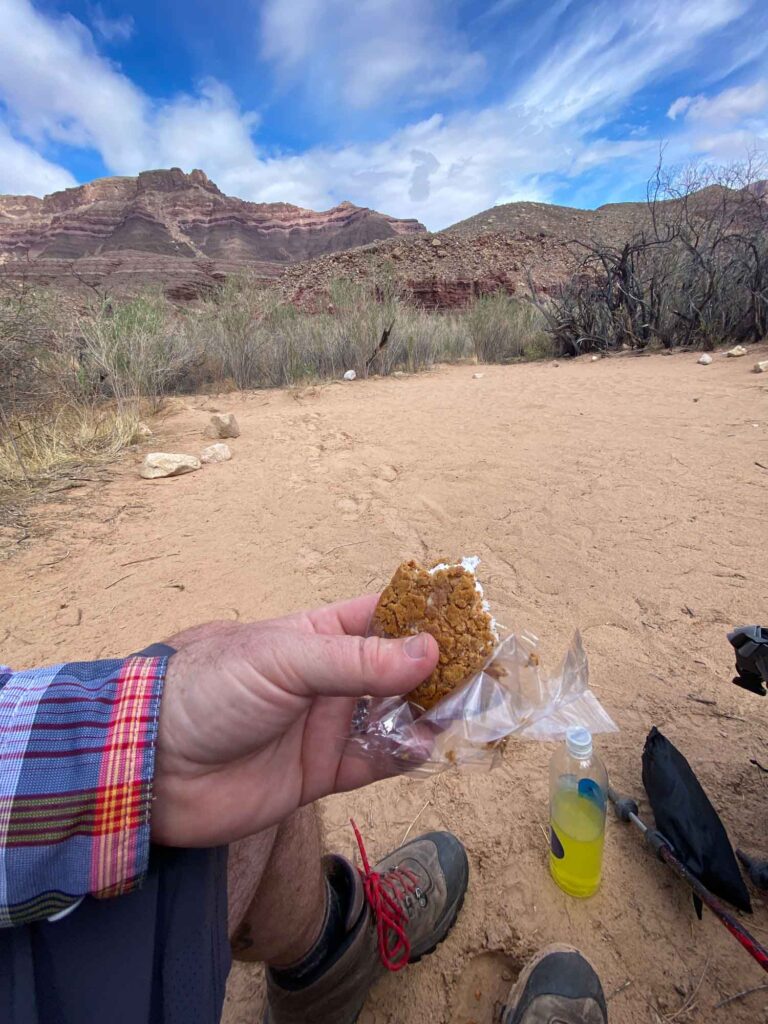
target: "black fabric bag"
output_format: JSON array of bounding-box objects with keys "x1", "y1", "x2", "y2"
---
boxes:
[{"x1": 642, "y1": 726, "x2": 752, "y2": 916}]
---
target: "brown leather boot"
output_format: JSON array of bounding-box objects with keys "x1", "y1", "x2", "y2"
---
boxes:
[
  {"x1": 501, "y1": 945, "x2": 608, "y2": 1024},
  {"x1": 263, "y1": 829, "x2": 469, "y2": 1024}
]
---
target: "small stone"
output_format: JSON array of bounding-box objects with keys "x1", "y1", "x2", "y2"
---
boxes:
[
  {"x1": 206, "y1": 413, "x2": 240, "y2": 439},
  {"x1": 200, "y1": 443, "x2": 232, "y2": 464},
  {"x1": 697, "y1": 354, "x2": 713, "y2": 365},
  {"x1": 343, "y1": 369, "x2": 357, "y2": 381},
  {"x1": 591, "y1": 354, "x2": 600, "y2": 362},
  {"x1": 727, "y1": 345, "x2": 747, "y2": 358},
  {"x1": 134, "y1": 421, "x2": 153, "y2": 439},
  {"x1": 140, "y1": 453, "x2": 201, "y2": 479},
  {"x1": 472, "y1": 372, "x2": 484, "y2": 379},
  {"x1": 754, "y1": 360, "x2": 768, "y2": 373}
]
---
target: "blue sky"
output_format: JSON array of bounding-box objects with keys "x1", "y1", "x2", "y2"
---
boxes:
[{"x1": 1, "y1": 0, "x2": 767, "y2": 228}]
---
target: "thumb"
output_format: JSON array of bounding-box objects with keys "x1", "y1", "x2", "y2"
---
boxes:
[{"x1": 263, "y1": 630, "x2": 439, "y2": 699}]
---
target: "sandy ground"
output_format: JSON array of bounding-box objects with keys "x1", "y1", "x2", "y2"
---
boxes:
[{"x1": 2, "y1": 348, "x2": 768, "y2": 1023}]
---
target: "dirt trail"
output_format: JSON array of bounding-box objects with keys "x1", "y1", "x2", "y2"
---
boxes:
[{"x1": 2, "y1": 349, "x2": 767, "y2": 1023}]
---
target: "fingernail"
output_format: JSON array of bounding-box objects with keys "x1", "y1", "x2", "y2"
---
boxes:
[{"x1": 404, "y1": 634, "x2": 429, "y2": 659}]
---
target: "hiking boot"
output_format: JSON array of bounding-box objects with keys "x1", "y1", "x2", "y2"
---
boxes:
[
  {"x1": 501, "y1": 944, "x2": 608, "y2": 1024},
  {"x1": 263, "y1": 825, "x2": 469, "y2": 1024}
]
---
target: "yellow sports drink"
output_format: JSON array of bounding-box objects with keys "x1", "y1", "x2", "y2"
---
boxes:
[{"x1": 549, "y1": 726, "x2": 607, "y2": 898}]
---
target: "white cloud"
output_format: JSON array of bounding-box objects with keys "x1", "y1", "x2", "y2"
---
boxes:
[
  {"x1": 517, "y1": 0, "x2": 748, "y2": 127},
  {"x1": 0, "y1": 0, "x2": 264, "y2": 178},
  {"x1": 667, "y1": 96, "x2": 693, "y2": 120},
  {"x1": 0, "y1": 124, "x2": 76, "y2": 194},
  {"x1": 152, "y1": 81, "x2": 260, "y2": 170},
  {"x1": 662, "y1": 80, "x2": 768, "y2": 166},
  {"x1": 89, "y1": 4, "x2": 134, "y2": 43},
  {"x1": 260, "y1": 0, "x2": 485, "y2": 109},
  {"x1": 675, "y1": 81, "x2": 768, "y2": 124},
  {"x1": 0, "y1": 1, "x2": 148, "y2": 169},
  {"x1": 0, "y1": 0, "x2": 764, "y2": 229},
  {"x1": 206, "y1": 104, "x2": 660, "y2": 228}
]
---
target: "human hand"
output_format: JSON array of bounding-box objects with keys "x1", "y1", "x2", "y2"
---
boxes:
[{"x1": 151, "y1": 596, "x2": 438, "y2": 846}]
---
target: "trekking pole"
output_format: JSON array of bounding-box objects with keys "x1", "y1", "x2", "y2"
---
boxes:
[{"x1": 608, "y1": 787, "x2": 768, "y2": 974}]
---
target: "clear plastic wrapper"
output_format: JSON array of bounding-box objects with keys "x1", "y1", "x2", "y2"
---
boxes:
[{"x1": 347, "y1": 629, "x2": 617, "y2": 775}]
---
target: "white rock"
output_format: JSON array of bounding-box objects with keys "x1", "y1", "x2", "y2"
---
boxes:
[
  {"x1": 140, "y1": 453, "x2": 201, "y2": 479},
  {"x1": 206, "y1": 412, "x2": 240, "y2": 439},
  {"x1": 200, "y1": 443, "x2": 232, "y2": 464},
  {"x1": 472, "y1": 372, "x2": 484, "y2": 379},
  {"x1": 697, "y1": 354, "x2": 713, "y2": 365},
  {"x1": 591, "y1": 355, "x2": 600, "y2": 362},
  {"x1": 343, "y1": 370, "x2": 357, "y2": 381},
  {"x1": 727, "y1": 345, "x2": 748, "y2": 358},
  {"x1": 754, "y1": 360, "x2": 768, "y2": 373}
]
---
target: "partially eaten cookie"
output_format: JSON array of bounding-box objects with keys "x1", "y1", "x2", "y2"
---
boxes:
[{"x1": 370, "y1": 557, "x2": 498, "y2": 710}]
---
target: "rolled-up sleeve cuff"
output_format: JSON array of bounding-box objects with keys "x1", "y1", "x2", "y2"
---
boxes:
[{"x1": 0, "y1": 653, "x2": 168, "y2": 926}]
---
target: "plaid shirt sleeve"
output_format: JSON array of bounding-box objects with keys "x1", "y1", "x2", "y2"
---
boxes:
[{"x1": 0, "y1": 654, "x2": 167, "y2": 926}]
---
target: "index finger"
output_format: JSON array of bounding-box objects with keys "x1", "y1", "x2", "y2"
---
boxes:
[{"x1": 303, "y1": 593, "x2": 380, "y2": 637}]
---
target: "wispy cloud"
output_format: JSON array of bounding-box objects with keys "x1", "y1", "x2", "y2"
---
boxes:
[
  {"x1": 260, "y1": 0, "x2": 485, "y2": 110},
  {"x1": 0, "y1": 0, "x2": 765, "y2": 226},
  {"x1": 516, "y1": 0, "x2": 749, "y2": 126},
  {"x1": 89, "y1": 4, "x2": 134, "y2": 43}
]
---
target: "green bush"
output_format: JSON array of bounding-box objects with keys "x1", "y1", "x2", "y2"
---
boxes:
[{"x1": 467, "y1": 294, "x2": 553, "y2": 362}]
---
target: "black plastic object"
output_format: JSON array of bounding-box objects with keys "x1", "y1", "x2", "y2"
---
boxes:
[
  {"x1": 728, "y1": 625, "x2": 768, "y2": 696},
  {"x1": 642, "y1": 727, "x2": 752, "y2": 916}
]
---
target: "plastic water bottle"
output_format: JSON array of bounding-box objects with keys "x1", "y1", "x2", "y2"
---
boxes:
[{"x1": 549, "y1": 726, "x2": 608, "y2": 898}]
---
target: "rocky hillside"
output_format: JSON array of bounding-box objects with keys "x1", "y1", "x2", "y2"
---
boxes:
[
  {"x1": 281, "y1": 230, "x2": 576, "y2": 309},
  {"x1": 443, "y1": 198, "x2": 653, "y2": 247},
  {"x1": 280, "y1": 182, "x2": 767, "y2": 309},
  {"x1": 2, "y1": 169, "x2": 763, "y2": 307},
  {"x1": 0, "y1": 168, "x2": 424, "y2": 299}
]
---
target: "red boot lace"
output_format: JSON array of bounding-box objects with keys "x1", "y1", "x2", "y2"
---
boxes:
[{"x1": 350, "y1": 818, "x2": 421, "y2": 972}]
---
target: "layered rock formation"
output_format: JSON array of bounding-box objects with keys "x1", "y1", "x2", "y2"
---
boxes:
[
  {"x1": 0, "y1": 168, "x2": 424, "y2": 298},
  {"x1": 3, "y1": 169, "x2": 763, "y2": 309}
]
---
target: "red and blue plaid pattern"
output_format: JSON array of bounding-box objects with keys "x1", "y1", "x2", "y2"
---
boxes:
[{"x1": 0, "y1": 654, "x2": 167, "y2": 926}]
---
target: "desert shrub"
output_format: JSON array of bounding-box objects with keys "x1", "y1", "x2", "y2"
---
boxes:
[
  {"x1": 77, "y1": 294, "x2": 202, "y2": 408},
  {"x1": 0, "y1": 287, "x2": 173, "y2": 490},
  {"x1": 0, "y1": 402, "x2": 138, "y2": 491},
  {"x1": 540, "y1": 159, "x2": 768, "y2": 355},
  {"x1": 197, "y1": 276, "x2": 472, "y2": 387},
  {"x1": 467, "y1": 294, "x2": 553, "y2": 362}
]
